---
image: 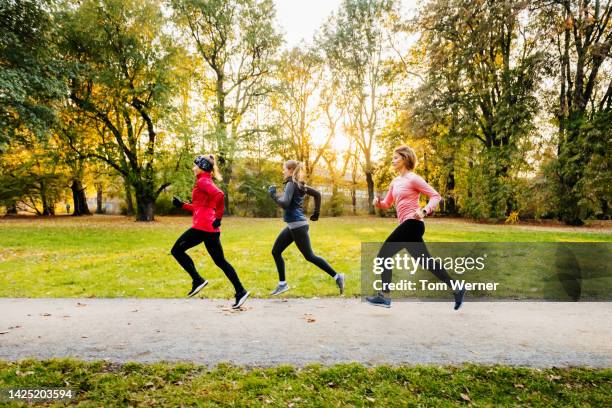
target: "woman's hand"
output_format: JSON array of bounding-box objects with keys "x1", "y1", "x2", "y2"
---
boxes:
[
  {"x1": 172, "y1": 196, "x2": 184, "y2": 209},
  {"x1": 414, "y1": 207, "x2": 427, "y2": 220}
]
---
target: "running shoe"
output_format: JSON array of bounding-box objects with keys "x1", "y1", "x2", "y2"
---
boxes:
[
  {"x1": 270, "y1": 282, "x2": 290, "y2": 296},
  {"x1": 335, "y1": 273, "x2": 345, "y2": 295},
  {"x1": 365, "y1": 292, "x2": 391, "y2": 308},
  {"x1": 453, "y1": 288, "x2": 466, "y2": 310},
  {"x1": 187, "y1": 279, "x2": 208, "y2": 298},
  {"x1": 232, "y1": 290, "x2": 250, "y2": 309}
]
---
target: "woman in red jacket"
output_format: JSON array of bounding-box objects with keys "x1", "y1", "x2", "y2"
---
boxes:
[{"x1": 171, "y1": 155, "x2": 249, "y2": 309}]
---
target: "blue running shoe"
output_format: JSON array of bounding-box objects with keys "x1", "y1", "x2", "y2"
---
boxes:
[{"x1": 366, "y1": 292, "x2": 391, "y2": 308}]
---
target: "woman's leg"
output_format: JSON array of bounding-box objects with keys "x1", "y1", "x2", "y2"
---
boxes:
[
  {"x1": 291, "y1": 225, "x2": 337, "y2": 278},
  {"x1": 402, "y1": 220, "x2": 453, "y2": 286},
  {"x1": 202, "y1": 232, "x2": 245, "y2": 294},
  {"x1": 171, "y1": 228, "x2": 206, "y2": 282},
  {"x1": 271, "y1": 227, "x2": 294, "y2": 282},
  {"x1": 377, "y1": 221, "x2": 415, "y2": 294}
]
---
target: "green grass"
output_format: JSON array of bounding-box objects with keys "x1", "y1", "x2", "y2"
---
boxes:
[
  {"x1": 0, "y1": 215, "x2": 610, "y2": 298},
  {"x1": 0, "y1": 359, "x2": 610, "y2": 407}
]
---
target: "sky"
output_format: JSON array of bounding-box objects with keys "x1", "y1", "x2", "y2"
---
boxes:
[
  {"x1": 273, "y1": 0, "x2": 342, "y2": 49},
  {"x1": 274, "y1": 0, "x2": 418, "y2": 49}
]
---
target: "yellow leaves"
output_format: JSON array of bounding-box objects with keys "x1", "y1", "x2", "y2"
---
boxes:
[{"x1": 505, "y1": 211, "x2": 519, "y2": 224}]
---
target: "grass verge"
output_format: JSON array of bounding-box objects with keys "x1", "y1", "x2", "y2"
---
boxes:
[{"x1": 0, "y1": 359, "x2": 610, "y2": 407}]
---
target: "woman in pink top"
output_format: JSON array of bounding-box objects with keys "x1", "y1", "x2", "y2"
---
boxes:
[{"x1": 365, "y1": 146, "x2": 465, "y2": 309}]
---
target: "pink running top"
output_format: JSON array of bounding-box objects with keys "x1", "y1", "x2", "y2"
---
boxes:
[{"x1": 376, "y1": 172, "x2": 442, "y2": 223}]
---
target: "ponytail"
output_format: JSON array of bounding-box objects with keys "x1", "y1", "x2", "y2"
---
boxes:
[
  {"x1": 292, "y1": 162, "x2": 303, "y2": 185},
  {"x1": 285, "y1": 160, "x2": 304, "y2": 186},
  {"x1": 208, "y1": 154, "x2": 223, "y2": 182}
]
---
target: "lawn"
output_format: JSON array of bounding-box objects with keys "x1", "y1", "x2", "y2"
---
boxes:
[
  {"x1": 0, "y1": 215, "x2": 610, "y2": 299},
  {"x1": 1, "y1": 360, "x2": 610, "y2": 407}
]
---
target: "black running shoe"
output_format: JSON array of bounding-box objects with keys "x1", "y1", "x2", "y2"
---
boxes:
[
  {"x1": 188, "y1": 279, "x2": 208, "y2": 298},
  {"x1": 454, "y1": 288, "x2": 466, "y2": 310},
  {"x1": 232, "y1": 290, "x2": 250, "y2": 309}
]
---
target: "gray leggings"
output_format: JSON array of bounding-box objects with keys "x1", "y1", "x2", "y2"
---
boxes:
[{"x1": 271, "y1": 225, "x2": 337, "y2": 281}]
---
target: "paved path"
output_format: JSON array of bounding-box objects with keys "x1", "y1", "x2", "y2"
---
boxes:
[{"x1": 1, "y1": 299, "x2": 610, "y2": 368}]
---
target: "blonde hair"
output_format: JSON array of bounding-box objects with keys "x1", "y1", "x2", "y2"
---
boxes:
[
  {"x1": 285, "y1": 160, "x2": 304, "y2": 185},
  {"x1": 394, "y1": 146, "x2": 417, "y2": 170},
  {"x1": 207, "y1": 154, "x2": 223, "y2": 181}
]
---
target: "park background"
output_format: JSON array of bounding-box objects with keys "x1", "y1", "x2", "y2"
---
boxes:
[
  {"x1": 1, "y1": 0, "x2": 610, "y2": 225},
  {"x1": 1, "y1": 0, "x2": 611, "y2": 406}
]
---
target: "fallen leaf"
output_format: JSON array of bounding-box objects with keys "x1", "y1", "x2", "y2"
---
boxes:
[
  {"x1": 81, "y1": 336, "x2": 88, "y2": 339},
  {"x1": 76, "y1": 302, "x2": 87, "y2": 307},
  {"x1": 306, "y1": 318, "x2": 316, "y2": 323},
  {"x1": 8, "y1": 326, "x2": 20, "y2": 329},
  {"x1": 366, "y1": 396, "x2": 376, "y2": 402},
  {"x1": 0, "y1": 331, "x2": 8, "y2": 335},
  {"x1": 460, "y1": 393, "x2": 471, "y2": 402},
  {"x1": 131, "y1": 310, "x2": 138, "y2": 313},
  {"x1": 41, "y1": 313, "x2": 51, "y2": 317},
  {"x1": 514, "y1": 383, "x2": 524, "y2": 389}
]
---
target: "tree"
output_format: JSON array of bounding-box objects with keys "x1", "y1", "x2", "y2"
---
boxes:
[
  {"x1": 538, "y1": 0, "x2": 612, "y2": 224},
  {"x1": 60, "y1": 0, "x2": 187, "y2": 221},
  {"x1": 269, "y1": 48, "x2": 330, "y2": 181},
  {"x1": 170, "y1": 0, "x2": 282, "y2": 213},
  {"x1": 319, "y1": 0, "x2": 398, "y2": 214},
  {"x1": 0, "y1": 0, "x2": 66, "y2": 153},
  {"x1": 414, "y1": 0, "x2": 545, "y2": 218}
]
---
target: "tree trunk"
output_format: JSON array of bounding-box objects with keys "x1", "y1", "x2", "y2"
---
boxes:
[
  {"x1": 6, "y1": 201, "x2": 18, "y2": 215},
  {"x1": 444, "y1": 167, "x2": 457, "y2": 215},
  {"x1": 135, "y1": 193, "x2": 155, "y2": 221},
  {"x1": 71, "y1": 179, "x2": 91, "y2": 216},
  {"x1": 134, "y1": 183, "x2": 156, "y2": 221},
  {"x1": 124, "y1": 179, "x2": 134, "y2": 216},
  {"x1": 365, "y1": 171, "x2": 375, "y2": 215},
  {"x1": 95, "y1": 183, "x2": 104, "y2": 214},
  {"x1": 40, "y1": 181, "x2": 54, "y2": 216}
]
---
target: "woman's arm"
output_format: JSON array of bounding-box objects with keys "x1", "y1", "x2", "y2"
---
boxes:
[
  {"x1": 182, "y1": 202, "x2": 194, "y2": 212},
  {"x1": 271, "y1": 182, "x2": 295, "y2": 209},
  {"x1": 213, "y1": 190, "x2": 225, "y2": 218},
  {"x1": 376, "y1": 183, "x2": 394, "y2": 209},
  {"x1": 413, "y1": 175, "x2": 442, "y2": 215},
  {"x1": 304, "y1": 185, "x2": 321, "y2": 214}
]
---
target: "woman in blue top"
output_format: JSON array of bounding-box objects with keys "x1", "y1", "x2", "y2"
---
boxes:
[{"x1": 268, "y1": 160, "x2": 345, "y2": 296}]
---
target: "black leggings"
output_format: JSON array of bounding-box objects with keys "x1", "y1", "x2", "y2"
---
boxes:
[
  {"x1": 378, "y1": 219, "x2": 454, "y2": 293},
  {"x1": 272, "y1": 225, "x2": 337, "y2": 281},
  {"x1": 171, "y1": 228, "x2": 244, "y2": 293}
]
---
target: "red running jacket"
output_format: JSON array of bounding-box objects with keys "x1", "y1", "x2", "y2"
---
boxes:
[{"x1": 182, "y1": 172, "x2": 224, "y2": 232}]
